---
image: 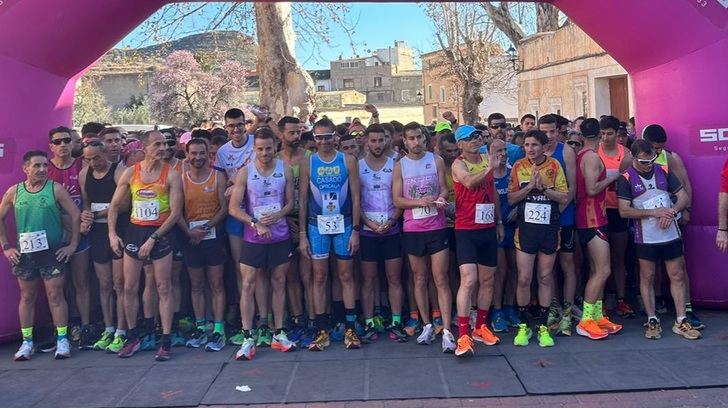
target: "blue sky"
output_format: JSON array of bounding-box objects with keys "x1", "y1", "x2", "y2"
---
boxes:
[{"x1": 116, "y1": 3, "x2": 440, "y2": 70}]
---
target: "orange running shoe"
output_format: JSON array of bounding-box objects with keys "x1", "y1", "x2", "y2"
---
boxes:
[
  {"x1": 596, "y1": 316, "x2": 622, "y2": 335},
  {"x1": 472, "y1": 324, "x2": 500, "y2": 346},
  {"x1": 576, "y1": 319, "x2": 608, "y2": 340},
  {"x1": 455, "y1": 334, "x2": 474, "y2": 357}
]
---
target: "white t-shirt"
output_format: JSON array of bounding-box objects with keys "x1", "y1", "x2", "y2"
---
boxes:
[{"x1": 215, "y1": 136, "x2": 255, "y2": 180}]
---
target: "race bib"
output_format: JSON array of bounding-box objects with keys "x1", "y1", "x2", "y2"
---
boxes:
[
  {"x1": 91, "y1": 202, "x2": 109, "y2": 223},
  {"x1": 642, "y1": 194, "x2": 670, "y2": 211},
  {"x1": 524, "y1": 203, "x2": 551, "y2": 225},
  {"x1": 317, "y1": 214, "x2": 345, "y2": 235},
  {"x1": 475, "y1": 203, "x2": 495, "y2": 224},
  {"x1": 19, "y1": 230, "x2": 49, "y2": 254},
  {"x1": 363, "y1": 211, "x2": 387, "y2": 231},
  {"x1": 133, "y1": 200, "x2": 160, "y2": 222},
  {"x1": 189, "y1": 220, "x2": 216, "y2": 240},
  {"x1": 321, "y1": 192, "x2": 340, "y2": 216},
  {"x1": 253, "y1": 203, "x2": 282, "y2": 220},
  {"x1": 412, "y1": 205, "x2": 436, "y2": 220}
]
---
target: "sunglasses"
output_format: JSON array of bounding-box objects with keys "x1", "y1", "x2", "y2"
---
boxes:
[
  {"x1": 566, "y1": 140, "x2": 583, "y2": 147},
  {"x1": 350, "y1": 131, "x2": 364, "y2": 138},
  {"x1": 165, "y1": 140, "x2": 177, "y2": 147},
  {"x1": 51, "y1": 137, "x2": 73, "y2": 146},
  {"x1": 489, "y1": 123, "x2": 507, "y2": 129},
  {"x1": 314, "y1": 132, "x2": 335, "y2": 141},
  {"x1": 636, "y1": 154, "x2": 658, "y2": 165},
  {"x1": 459, "y1": 133, "x2": 482, "y2": 142},
  {"x1": 225, "y1": 123, "x2": 246, "y2": 130}
]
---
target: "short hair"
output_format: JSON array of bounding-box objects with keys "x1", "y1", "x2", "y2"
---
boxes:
[
  {"x1": 140, "y1": 130, "x2": 160, "y2": 146},
  {"x1": 524, "y1": 129, "x2": 549, "y2": 146},
  {"x1": 380, "y1": 122, "x2": 394, "y2": 137},
  {"x1": 301, "y1": 131, "x2": 315, "y2": 143},
  {"x1": 520, "y1": 114, "x2": 536, "y2": 124},
  {"x1": 630, "y1": 139, "x2": 655, "y2": 158},
  {"x1": 599, "y1": 115, "x2": 621, "y2": 132},
  {"x1": 439, "y1": 133, "x2": 456, "y2": 146},
  {"x1": 23, "y1": 150, "x2": 48, "y2": 164},
  {"x1": 642, "y1": 124, "x2": 668, "y2": 144},
  {"x1": 537, "y1": 114, "x2": 558, "y2": 127},
  {"x1": 210, "y1": 128, "x2": 228, "y2": 139},
  {"x1": 254, "y1": 127, "x2": 277, "y2": 143},
  {"x1": 81, "y1": 122, "x2": 105, "y2": 136},
  {"x1": 475, "y1": 124, "x2": 488, "y2": 132},
  {"x1": 48, "y1": 126, "x2": 72, "y2": 142},
  {"x1": 277, "y1": 116, "x2": 301, "y2": 131},
  {"x1": 98, "y1": 127, "x2": 122, "y2": 140},
  {"x1": 224, "y1": 108, "x2": 245, "y2": 121},
  {"x1": 487, "y1": 112, "x2": 506, "y2": 125},
  {"x1": 390, "y1": 120, "x2": 404, "y2": 133},
  {"x1": 553, "y1": 114, "x2": 569, "y2": 128},
  {"x1": 313, "y1": 118, "x2": 336, "y2": 133},
  {"x1": 403, "y1": 121, "x2": 422, "y2": 135},
  {"x1": 185, "y1": 137, "x2": 209, "y2": 153},
  {"x1": 210, "y1": 134, "x2": 228, "y2": 147},
  {"x1": 580, "y1": 118, "x2": 601, "y2": 138},
  {"x1": 512, "y1": 131, "x2": 526, "y2": 142},
  {"x1": 574, "y1": 116, "x2": 586, "y2": 122},
  {"x1": 365, "y1": 123, "x2": 385, "y2": 137},
  {"x1": 334, "y1": 124, "x2": 348, "y2": 136},
  {"x1": 191, "y1": 129, "x2": 212, "y2": 141}
]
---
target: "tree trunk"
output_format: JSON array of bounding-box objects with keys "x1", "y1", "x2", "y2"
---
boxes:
[
  {"x1": 460, "y1": 79, "x2": 483, "y2": 124},
  {"x1": 536, "y1": 3, "x2": 559, "y2": 32},
  {"x1": 254, "y1": 2, "x2": 314, "y2": 120}
]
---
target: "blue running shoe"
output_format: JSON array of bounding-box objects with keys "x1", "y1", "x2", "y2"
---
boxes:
[
  {"x1": 503, "y1": 306, "x2": 521, "y2": 328},
  {"x1": 490, "y1": 309, "x2": 508, "y2": 333},
  {"x1": 300, "y1": 328, "x2": 317, "y2": 348},
  {"x1": 171, "y1": 330, "x2": 186, "y2": 347},
  {"x1": 330, "y1": 323, "x2": 345, "y2": 342},
  {"x1": 404, "y1": 318, "x2": 422, "y2": 337},
  {"x1": 288, "y1": 326, "x2": 305, "y2": 343},
  {"x1": 140, "y1": 334, "x2": 157, "y2": 351}
]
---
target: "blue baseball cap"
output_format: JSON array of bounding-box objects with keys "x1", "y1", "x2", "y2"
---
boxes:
[{"x1": 454, "y1": 125, "x2": 482, "y2": 142}]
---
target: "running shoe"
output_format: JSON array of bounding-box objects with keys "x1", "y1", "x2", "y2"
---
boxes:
[
  {"x1": 513, "y1": 324, "x2": 532, "y2": 347},
  {"x1": 55, "y1": 338, "x2": 72, "y2": 359},
  {"x1": 272, "y1": 332, "x2": 296, "y2": 352},
  {"x1": 404, "y1": 318, "x2": 422, "y2": 337},
  {"x1": 672, "y1": 318, "x2": 701, "y2": 340},
  {"x1": 472, "y1": 324, "x2": 500, "y2": 346},
  {"x1": 14, "y1": 341, "x2": 33, "y2": 361},
  {"x1": 235, "y1": 338, "x2": 256, "y2": 360},
  {"x1": 576, "y1": 319, "x2": 608, "y2": 340},
  {"x1": 38, "y1": 341, "x2": 56, "y2": 353},
  {"x1": 287, "y1": 325, "x2": 306, "y2": 343},
  {"x1": 547, "y1": 298, "x2": 561, "y2": 329},
  {"x1": 388, "y1": 323, "x2": 408, "y2": 343},
  {"x1": 344, "y1": 328, "x2": 362, "y2": 349},
  {"x1": 441, "y1": 329, "x2": 456, "y2": 353},
  {"x1": 106, "y1": 335, "x2": 126, "y2": 354},
  {"x1": 177, "y1": 316, "x2": 195, "y2": 333},
  {"x1": 299, "y1": 327, "x2": 317, "y2": 348},
  {"x1": 655, "y1": 297, "x2": 668, "y2": 314},
  {"x1": 330, "y1": 323, "x2": 345, "y2": 342},
  {"x1": 596, "y1": 316, "x2": 623, "y2": 335},
  {"x1": 140, "y1": 334, "x2": 157, "y2": 351},
  {"x1": 644, "y1": 318, "x2": 662, "y2": 340},
  {"x1": 155, "y1": 343, "x2": 171, "y2": 361},
  {"x1": 308, "y1": 330, "x2": 331, "y2": 351},
  {"x1": 557, "y1": 315, "x2": 572, "y2": 337},
  {"x1": 186, "y1": 328, "x2": 208, "y2": 348},
  {"x1": 489, "y1": 309, "x2": 508, "y2": 333},
  {"x1": 686, "y1": 311, "x2": 705, "y2": 330},
  {"x1": 205, "y1": 332, "x2": 226, "y2": 352},
  {"x1": 503, "y1": 306, "x2": 521, "y2": 327},
  {"x1": 360, "y1": 323, "x2": 378, "y2": 343},
  {"x1": 118, "y1": 337, "x2": 141, "y2": 358},
  {"x1": 229, "y1": 331, "x2": 245, "y2": 346},
  {"x1": 171, "y1": 330, "x2": 187, "y2": 347},
  {"x1": 433, "y1": 317, "x2": 444, "y2": 336},
  {"x1": 78, "y1": 325, "x2": 94, "y2": 351},
  {"x1": 417, "y1": 323, "x2": 436, "y2": 345},
  {"x1": 455, "y1": 334, "x2": 474, "y2": 357},
  {"x1": 616, "y1": 299, "x2": 636, "y2": 319},
  {"x1": 93, "y1": 331, "x2": 114, "y2": 351},
  {"x1": 256, "y1": 326, "x2": 272, "y2": 347},
  {"x1": 537, "y1": 325, "x2": 554, "y2": 348},
  {"x1": 70, "y1": 324, "x2": 82, "y2": 344},
  {"x1": 372, "y1": 315, "x2": 385, "y2": 332}
]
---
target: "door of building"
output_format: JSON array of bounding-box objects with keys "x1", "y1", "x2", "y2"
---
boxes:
[{"x1": 609, "y1": 76, "x2": 629, "y2": 122}]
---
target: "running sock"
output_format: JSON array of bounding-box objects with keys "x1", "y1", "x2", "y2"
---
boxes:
[
  {"x1": 475, "y1": 309, "x2": 488, "y2": 328},
  {"x1": 355, "y1": 300, "x2": 363, "y2": 316},
  {"x1": 21, "y1": 327, "x2": 32, "y2": 341},
  {"x1": 161, "y1": 334, "x2": 171, "y2": 347},
  {"x1": 517, "y1": 306, "x2": 530, "y2": 327},
  {"x1": 648, "y1": 315, "x2": 658, "y2": 322},
  {"x1": 332, "y1": 301, "x2": 346, "y2": 324},
  {"x1": 267, "y1": 313, "x2": 273, "y2": 325},
  {"x1": 432, "y1": 309, "x2": 442, "y2": 320},
  {"x1": 143, "y1": 317, "x2": 155, "y2": 335},
  {"x1": 196, "y1": 319, "x2": 206, "y2": 331},
  {"x1": 105, "y1": 326, "x2": 115, "y2": 334},
  {"x1": 457, "y1": 316, "x2": 470, "y2": 338},
  {"x1": 676, "y1": 315, "x2": 686, "y2": 324},
  {"x1": 213, "y1": 321, "x2": 224, "y2": 335},
  {"x1": 172, "y1": 312, "x2": 181, "y2": 331},
  {"x1": 258, "y1": 316, "x2": 269, "y2": 329},
  {"x1": 374, "y1": 305, "x2": 382, "y2": 316},
  {"x1": 57, "y1": 326, "x2": 68, "y2": 341},
  {"x1": 392, "y1": 314, "x2": 402, "y2": 326},
  {"x1": 537, "y1": 307, "x2": 549, "y2": 327},
  {"x1": 562, "y1": 301, "x2": 573, "y2": 315},
  {"x1": 345, "y1": 309, "x2": 357, "y2": 330},
  {"x1": 685, "y1": 303, "x2": 693, "y2": 313},
  {"x1": 315, "y1": 314, "x2": 328, "y2": 331},
  {"x1": 409, "y1": 311, "x2": 420, "y2": 321},
  {"x1": 115, "y1": 329, "x2": 126, "y2": 337},
  {"x1": 582, "y1": 302, "x2": 594, "y2": 321},
  {"x1": 594, "y1": 300, "x2": 604, "y2": 321}
]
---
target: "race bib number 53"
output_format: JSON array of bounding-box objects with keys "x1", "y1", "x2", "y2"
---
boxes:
[
  {"x1": 524, "y1": 203, "x2": 551, "y2": 225},
  {"x1": 317, "y1": 214, "x2": 345, "y2": 235},
  {"x1": 19, "y1": 230, "x2": 49, "y2": 254}
]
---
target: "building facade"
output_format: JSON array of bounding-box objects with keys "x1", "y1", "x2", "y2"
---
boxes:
[{"x1": 517, "y1": 22, "x2": 634, "y2": 122}]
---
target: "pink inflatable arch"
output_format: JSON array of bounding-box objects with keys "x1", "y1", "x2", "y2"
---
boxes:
[{"x1": 0, "y1": 0, "x2": 727, "y2": 341}]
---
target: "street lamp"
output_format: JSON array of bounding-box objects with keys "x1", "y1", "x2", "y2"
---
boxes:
[{"x1": 507, "y1": 46, "x2": 523, "y2": 72}]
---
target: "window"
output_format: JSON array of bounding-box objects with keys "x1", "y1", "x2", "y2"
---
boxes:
[
  {"x1": 432, "y1": 105, "x2": 438, "y2": 118},
  {"x1": 317, "y1": 85, "x2": 325, "y2": 92},
  {"x1": 340, "y1": 61, "x2": 359, "y2": 69},
  {"x1": 440, "y1": 86, "x2": 446, "y2": 103},
  {"x1": 374, "y1": 77, "x2": 382, "y2": 87},
  {"x1": 401, "y1": 90, "x2": 411, "y2": 101},
  {"x1": 376, "y1": 93, "x2": 385, "y2": 102},
  {"x1": 428, "y1": 84, "x2": 433, "y2": 101},
  {"x1": 343, "y1": 79, "x2": 354, "y2": 89}
]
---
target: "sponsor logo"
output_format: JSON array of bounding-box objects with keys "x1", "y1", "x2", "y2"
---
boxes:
[
  {"x1": 382, "y1": 168, "x2": 393, "y2": 173},
  {"x1": 425, "y1": 163, "x2": 432, "y2": 169},
  {"x1": 699, "y1": 128, "x2": 728, "y2": 142},
  {"x1": 273, "y1": 172, "x2": 283, "y2": 178},
  {"x1": 690, "y1": 125, "x2": 728, "y2": 155},
  {"x1": 137, "y1": 189, "x2": 157, "y2": 199},
  {"x1": 203, "y1": 187, "x2": 214, "y2": 193},
  {"x1": 125, "y1": 244, "x2": 138, "y2": 253}
]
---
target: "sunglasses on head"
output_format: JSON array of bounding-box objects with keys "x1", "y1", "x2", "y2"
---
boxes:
[
  {"x1": 566, "y1": 140, "x2": 582, "y2": 147},
  {"x1": 636, "y1": 154, "x2": 658, "y2": 165},
  {"x1": 489, "y1": 123, "x2": 507, "y2": 129},
  {"x1": 350, "y1": 131, "x2": 364, "y2": 138},
  {"x1": 51, "y1": 137, "x2": 72, "y2": 145},
  {"x1": 314, "y1": 132, "x2": 335, "y2": 141}
]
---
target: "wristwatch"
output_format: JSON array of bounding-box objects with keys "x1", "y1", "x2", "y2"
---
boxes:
[
  {"x1": 150, "y1": 233, "x2": 160, "y2": 241},
  {"x1": 352, "y1": 224, "x2": 361, "y2": 232},
  {"x1": 2, "y1": 243, "x2": 11, "y2": 251},
  {"x1": 250, "y1": 217, "x2": 259, "y2": 228}
]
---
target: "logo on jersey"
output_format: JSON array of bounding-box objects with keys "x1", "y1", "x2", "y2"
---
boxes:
[
  {"x1": 273, "y1": 172, "x2": 283, "y2": 178},
  {"x1": 125, "y1": 244, "x2": 138, "y2": 253},
  {"x1": 203, "y1": 187, "x2": 214, "y2": 193},
  {"x1": 382, "y1": 168, "x2": 393, "y2": 173},
  {"x1": 137, "y1": 189, "x2": 157, "y2": 199}
]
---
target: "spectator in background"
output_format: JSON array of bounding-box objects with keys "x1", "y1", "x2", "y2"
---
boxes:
[{"x1": 520, "y1": 114, "x2": 536, "y2": 133}]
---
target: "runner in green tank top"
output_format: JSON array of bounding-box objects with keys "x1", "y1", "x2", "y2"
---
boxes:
[{"x1": 0, "y1": 150, "x2": 80, "y2": 361}]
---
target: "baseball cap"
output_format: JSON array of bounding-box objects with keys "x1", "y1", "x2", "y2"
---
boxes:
[
  {"x1": 580, "y1": 118, "x2": 600, "y2": 138},
  {"x1": 434, "y1": 121, "x2": 453, "y2": 133},
  {"x1": 454, "y1": 125, "x2": 482, "y2": 142},
  {"x1": 179, "y1": 131, "x2": 192, "y2": 145}
]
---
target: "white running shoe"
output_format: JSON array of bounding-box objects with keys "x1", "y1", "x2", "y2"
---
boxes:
[
  {"x1": 441, "y1": 329, "x2": 456, "y2": 353},
  {"x1": 55, "y1": 338, "x2": 71, "y2": 359},
  {"x1": 416, "y1": 323, "x2": 435, "y2": 345},
  {"x1": 14, "y1": 341, "x2": 33, "y2": 361}
]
